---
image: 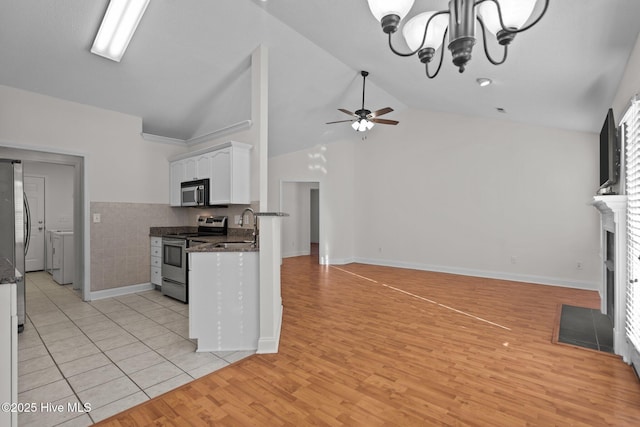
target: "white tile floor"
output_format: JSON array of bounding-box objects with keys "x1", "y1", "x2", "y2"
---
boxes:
[{"x1": 18, "y1": 272, "x2": 254, "y2": 426}]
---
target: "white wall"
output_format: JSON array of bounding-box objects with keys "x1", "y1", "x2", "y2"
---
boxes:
[
  {"x1": 23, "y1": 162, "x2": 74, "y2": 231},
  {"x1": 354, "y1": 109, "x2": 600, "y2": 289},
  {"x1": 0, "y1": 85, "x2": 183, "y2": 203},
  {"x1": 613, "y1": 32, "x2": 640, "y2": 119},
  {"x1": 268, "y1": 140, "x2": 355, "y2": 264},
  {"x1": 281, "y1": 182, "x2": 318, "y2": 257},
  {"x1": 269, "y1": 109, "x2": 601, "y2": 289}
]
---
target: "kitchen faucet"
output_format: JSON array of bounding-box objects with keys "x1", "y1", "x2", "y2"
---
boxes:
[{"x1": 240, "y1": 207, "x2": 258, "y2": 247}]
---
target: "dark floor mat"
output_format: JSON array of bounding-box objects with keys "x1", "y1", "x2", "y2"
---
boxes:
[{"x1": 558, "y1": 305, "x2": 614, "y2": 353}]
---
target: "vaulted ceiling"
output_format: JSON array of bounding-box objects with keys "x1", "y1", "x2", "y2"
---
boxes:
[{"x1": 1, "y1": 0, "x2": 639, "y2": 157}]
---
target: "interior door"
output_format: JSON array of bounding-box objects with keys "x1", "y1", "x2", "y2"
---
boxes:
[{"x1": 24, "y1": 176, "x2": 45, "y2": 272}]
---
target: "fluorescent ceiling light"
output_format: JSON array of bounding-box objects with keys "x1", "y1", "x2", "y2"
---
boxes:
[{"x1": 91, "y1": 0, "x2": 150, "y2": 62}]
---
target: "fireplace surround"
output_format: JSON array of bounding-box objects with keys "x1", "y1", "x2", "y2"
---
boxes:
[{"x1": 591, "y1": 195, "x2": 629, "y2": 361}]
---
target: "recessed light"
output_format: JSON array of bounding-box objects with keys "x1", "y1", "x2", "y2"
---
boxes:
[{"x1": 476, "y1": 77, "x2": 492, "y2": 87}]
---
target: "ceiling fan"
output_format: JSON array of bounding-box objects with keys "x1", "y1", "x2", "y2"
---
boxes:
[{"x1": 326, "y1": 70, "x2": 399, "y2": 132}]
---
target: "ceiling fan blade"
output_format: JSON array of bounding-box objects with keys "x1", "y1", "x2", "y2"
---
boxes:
[
  {"x1": 338, "y1": 108, "x2": 357, "y2": 117},
  {"x1": 368, "y1": 107, "x2": 394, "y2": 119},
  {"x1": 371, "y1": 118, "x2": 399, "y2": 125},
  {"x1": 326, "y1": 119, "x2": 354, "y2": 124}
]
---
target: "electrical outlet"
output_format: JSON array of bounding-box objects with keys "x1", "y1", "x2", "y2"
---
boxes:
[
  {"x1": 510, "y1": 256, "x2": 517, "y2": 265},
  {"x1": 234, "y1": 215, "x2": 241, "y2": 225},
  {"x1": 577, "y1": 261, "x2": 584, "y2": 270},
  {"x1": 93, "y1": 213, "x2": 101, "y2": 223}
]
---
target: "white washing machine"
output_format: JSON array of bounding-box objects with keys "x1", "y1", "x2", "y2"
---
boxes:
[{"x1": 51, "y1": 231, "x2": 74, "y2": 285}]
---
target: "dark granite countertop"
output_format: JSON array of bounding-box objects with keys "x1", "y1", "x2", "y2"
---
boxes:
[
  {"x1": 255, "y1": 212, "x2": 289, "y2": 217},
  {"x1": 187, "y1": 239, "x2": 259, "y2": 253},
  {"x1": 149, "y1": 226, "x2": 198, "y2": 237},
  {"x1": 0, "y1": 258, "x2": 19, "y2": 284},
  {"x1": 150, "y1": 226, "x2": 258, "y2": 252}
]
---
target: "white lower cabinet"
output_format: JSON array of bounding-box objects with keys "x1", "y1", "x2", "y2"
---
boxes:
[
  {"x1": 0, "y1": 283, "x2": 17, "y2": 427},
  {"x1": 150, "y1": 237, "x2": 162, "y2": 286},
  {"x1": 189, "y1": 251, "x2": 259, "y2": 351}
]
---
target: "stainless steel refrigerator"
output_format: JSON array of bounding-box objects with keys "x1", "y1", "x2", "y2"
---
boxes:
[{"x1": 0, "y1": 159, "x2": 30, "y2": 332}]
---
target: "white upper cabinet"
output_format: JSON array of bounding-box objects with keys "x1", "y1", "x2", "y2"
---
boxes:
[
  {"x1": 210, "y1": 148, "x2": 231, "y2": 204},
  {"x1": 169, "y1": 141, "x2": 252, "y2": 206},
  {"x1": 196, "y1": 155, "x2": 211, "y2": 181},
  {"x1": 184, "y1": 157, "x2": 197, "y2": 181}
]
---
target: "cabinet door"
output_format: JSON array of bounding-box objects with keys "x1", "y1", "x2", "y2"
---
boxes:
[
  {"x1": 169, "y1": 160, "x2": 186, "y2": 206},
  {"x1": 184, "y1": 158, "x2": 198, "y2": 181},
  {"x1": 196, "y1": 155, "x2": 211, "y2": 181},
  {"x1": 210, "y1": 149, "x2": 231, "y2": 204},
  {"x1": 229, "y1": 145, "x2": 251, "y2": 204}
]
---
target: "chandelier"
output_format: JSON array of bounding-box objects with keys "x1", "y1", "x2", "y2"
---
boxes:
[{"x1": 367, "y1": 0, "x2": 549, "y2": 78}]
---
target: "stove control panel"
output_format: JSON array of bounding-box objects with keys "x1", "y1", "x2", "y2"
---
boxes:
[{"x1": 197, "y1": 215, "x2": 227, "y2": 228}]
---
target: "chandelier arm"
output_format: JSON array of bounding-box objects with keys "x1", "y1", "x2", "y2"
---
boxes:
[
  {"x1": 426, "y1": 27, "x2": 448, "y2": 79},
  {"x1": 477, "y1": 17, "x2": 508, "y2": 65},
  {"x1": 474, "y1": 0, "x2": 550, "y2": 34},
  {"x1": 387, "y1": 10, "x2": 450, "y2": 57}
]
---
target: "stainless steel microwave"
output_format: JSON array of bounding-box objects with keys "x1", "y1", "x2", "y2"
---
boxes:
[{"x1": 181, "y1": 179, "x2": 209, "y2": 207}]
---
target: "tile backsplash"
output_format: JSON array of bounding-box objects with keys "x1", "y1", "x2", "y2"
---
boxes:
[
  {"x1": 90, "y1": 202, "x2": 190, "y2": 292},
  {"x1": 89, "y1": 202, "x2": 258, "y2": 292}
]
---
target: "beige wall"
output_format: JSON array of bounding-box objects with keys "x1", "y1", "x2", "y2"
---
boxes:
[
  {"x1": 0, "y1": 85, "x2": 183, "y2": 203},
  {"x1": 0, "y1": 85, "x2": 188, "y2": 293}
]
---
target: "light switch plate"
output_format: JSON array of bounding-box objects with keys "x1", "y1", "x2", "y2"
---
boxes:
[{"x1": 93, "y1": 213, "x2": 101, "y2": 223}]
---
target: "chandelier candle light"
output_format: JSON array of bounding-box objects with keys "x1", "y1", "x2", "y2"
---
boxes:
[{"x1": 367, "y1": 0, "x2": 549, "y2": 78}]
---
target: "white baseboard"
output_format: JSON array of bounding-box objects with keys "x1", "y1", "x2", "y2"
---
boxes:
[
  {"x1": 629, "y1": 343, "x2": 640, "y2": 369},
  {"x1": 257, "y1": 304, "x2": 283, "y2": 354},
  {"x1": 350, "y1": 257, "x2": 598, "y2": 290},
  {"x1": 89, "y1": 282, "x2": 155, "y2": 301},
  {"x1": 322, "y1": 257, "x2": 354, "y2": 265},
  {"x1": 283, "y1": 250, "x2": 310, "y2": 258}
]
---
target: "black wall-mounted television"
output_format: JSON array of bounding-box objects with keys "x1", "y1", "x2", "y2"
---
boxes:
[{"x1": 599, "y1": 108, "x2": 619, "y2": 190}]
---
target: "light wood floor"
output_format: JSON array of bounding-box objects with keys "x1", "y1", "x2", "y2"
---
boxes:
[{"x1": 96, "y1": 255, "x2": 640, "y2": 426}]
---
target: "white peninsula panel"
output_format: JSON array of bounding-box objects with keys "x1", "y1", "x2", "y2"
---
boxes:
[{"x1": 189, "y1": 251, "x2": 259, "y2": 352}]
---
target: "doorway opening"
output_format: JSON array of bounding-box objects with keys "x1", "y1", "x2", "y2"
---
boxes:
[
  {"x1": 280, "y1": 181, "x2": 321, "y2": 263},
  {"x1": 0, "y1": 145, "x2": 87, "y2": 300},
  {"x1": 310, "y1": 188, "x2": 319, "y2": 260}
]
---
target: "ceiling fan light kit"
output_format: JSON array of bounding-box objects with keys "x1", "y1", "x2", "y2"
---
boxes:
[
  {"x1": 367, "y1": 0, "x2": 549, "y2": 78},
  {"x1": 326, "y1": 71, "x2": 399, "y2": 132}
]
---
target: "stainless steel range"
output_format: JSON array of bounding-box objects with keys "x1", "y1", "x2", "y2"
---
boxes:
[{"x1": 161, "y1": 216, "x2": 227, "y2": 302}]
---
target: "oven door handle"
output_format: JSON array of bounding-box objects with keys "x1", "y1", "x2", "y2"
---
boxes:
[{"x1": 163, "y1": 238, "x2": 187, "y2": 246}]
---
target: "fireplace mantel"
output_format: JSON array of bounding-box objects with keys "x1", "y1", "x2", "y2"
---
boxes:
[
  {"x1": 591, "y1": 195, "x2": 629, "y2": 361},
  {"x1": 592, "y1": 195, "x2": 628, "y2": 219}
]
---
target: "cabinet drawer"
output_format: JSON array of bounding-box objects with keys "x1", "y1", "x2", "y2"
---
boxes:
[
  {"x1": 151, "y1": 256, "x2": 162, "y2": 268},
  {"x1": 151, "y1": 246, "x2": 162, "y2": 257},
  {"x1": 151, "y1": 266, "x2": 161, "y2": 285},
  {"x1": 151, "y1": 237, "x2": 162, "y2": 247}
]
